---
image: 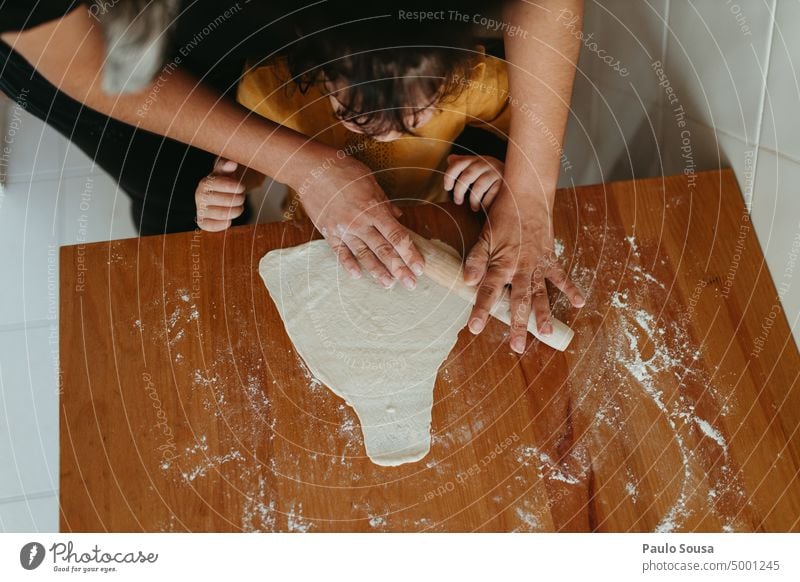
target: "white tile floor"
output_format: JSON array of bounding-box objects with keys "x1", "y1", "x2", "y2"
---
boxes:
[
  {"x1": 0, "y1": 106, "x2": 124, "y2": 532},
  {"x1": 0, "y1": 492, "x2": 59, "y2": 533},
  {"x1": 0, "y1": 326, "x2": 59, "y2": 501},
  {"x1": 0, "y1": 105, "x2": 285, "y2": 532}
]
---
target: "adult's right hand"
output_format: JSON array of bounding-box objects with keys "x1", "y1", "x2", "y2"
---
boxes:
[{"x1": 298, "y1": 156, "x2": 425, "y2": 290}]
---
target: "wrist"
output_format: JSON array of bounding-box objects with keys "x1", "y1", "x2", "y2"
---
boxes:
[
  {"x1": 496, "y1": 184, "x2": 556, "y2": 218},
  {"x1": 244, "y1": 124, "x2": 338, "y2": 193},
  {"x1": 274, "y1": 141, "x2": 331, "y2": 193}
]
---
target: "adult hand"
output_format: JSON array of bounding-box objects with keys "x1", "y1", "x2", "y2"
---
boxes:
[
  {"x1": 463, "y1": 191, "x2": 585, "y2": 354},
  {"x1": 299, "y1": 156, "x2": 425, "y2": 290}
]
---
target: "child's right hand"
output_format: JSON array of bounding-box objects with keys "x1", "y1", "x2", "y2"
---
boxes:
[
  {"x1": 444, "y1": 154, "x2": 504, "y2": 211},
  {"x1": 195, "y1": 158, "x2": 247, "y2": 232}
]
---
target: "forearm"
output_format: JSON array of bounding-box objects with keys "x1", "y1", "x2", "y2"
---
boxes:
[
  {"x1": 502, "y1": 0, "x2": 583, "y2": 212},
  {"x1": 1, "y1": 7, "x2": 322, "y2": 188}
]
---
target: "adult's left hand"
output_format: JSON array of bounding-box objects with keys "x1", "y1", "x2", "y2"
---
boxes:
[{"x1": 463, "y1": 189, "x2": 584, "y2": 354}]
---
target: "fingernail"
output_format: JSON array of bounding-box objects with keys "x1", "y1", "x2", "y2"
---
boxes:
[
  {"x1": 381, "y1": 276, "x2": 393, "y2": 288},
  {"x1": 412, "y1": 263, "x2": 424, "y2": 276},
  {"x1": 575, "y1": 297, "x2": 585, "y2": 307},
  {"x1": 511, "y1": 337, "x2": 525, "y2": 353},
  {"x1": 402, "y1": 276, "x2": 416, "y2": 290},
  {"x1": 541, "y1": 322, "x2": 553, "y2": 335},
  {"x1": 349, "y1": 268, "x2": 361, "y2": 279},
  {"x1": 469, "y1": 318, "x2": 485, "y2": 334}
]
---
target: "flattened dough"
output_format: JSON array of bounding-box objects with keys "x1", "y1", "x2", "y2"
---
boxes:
[{"x1": 259, "y1": 240, "x2": 470, "y2": 466}]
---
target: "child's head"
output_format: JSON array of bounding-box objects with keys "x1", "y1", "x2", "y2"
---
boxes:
[{"x1": 286, "y1": 4, "x2": 477, "y2": 141}]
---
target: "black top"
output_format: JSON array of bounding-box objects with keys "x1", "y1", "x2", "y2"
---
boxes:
[
  {"x1": 169, "y1": 0, "x2": 297, "y2": 93},
  {"x1": 0, "y1": 0, "x2": 299, "y2": 93},
  {"x1": 0, "y1": 1, "x2": 83, "y2": 33}
]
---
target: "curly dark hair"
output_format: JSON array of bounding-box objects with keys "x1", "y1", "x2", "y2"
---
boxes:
[{"x1": 284, "y1": 2, "x2": 485, "y2": 137}]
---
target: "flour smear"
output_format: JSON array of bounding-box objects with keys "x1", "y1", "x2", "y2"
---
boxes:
[{"x1": 564, "y1": 232, "x2": 744, "y2": 532}]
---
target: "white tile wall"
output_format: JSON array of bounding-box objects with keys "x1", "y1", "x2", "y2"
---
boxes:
[
  {"x1": 561, "y1": 0, "x2": 669, "y2": 186},
  {"x1": 664, "y1": 0, "x2": 775, "y2": 143},
  {"x1": 761, "y1": 0, "x2": 800, "y2": 161},
  {"x1": 564, "y1": 0, "x2": 798, "y2": 346},
  {"x1": 751, "y1": 148, "x2": 800, "y2": 328},
  {"x1": 585, "y1": 0, "x2": 669, "y2": 99}
]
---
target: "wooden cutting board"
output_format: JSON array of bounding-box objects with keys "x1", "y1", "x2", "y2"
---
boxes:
[{"x1": 59, "y1": 169, "x2": 800, "y2": 532}]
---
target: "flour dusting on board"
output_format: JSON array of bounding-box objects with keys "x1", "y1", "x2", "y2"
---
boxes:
[
  {"x1": 295, "y1": 354, "x2": 322, "y2": 391},
  {"x1": 148, "y1": 288, "x2": 203, "y2": 357},
  {"x1": 286, "y1": 502, "x2": 313, "y2": 532},
  {"x1": 514, "y1": 506, "x2": 541, "y2": 531},
  {"x1": 181, "y1": 445, "x2": 244, "y2": 482},
  {"x1": 156, "y1": 228, "x2": 746, "y2": 533},
  {"x1": 563, "y1": 230, "x2": 745, "y2": 532},
  {"x1": 241, "y1": 474, "x2": 277, "y2": 532},
  {"x1": 553, "y1": 237, "x2": 565, "y2": 259},
  {"x1": 515, "y1": 446, "x2": 584, "y2": 485}
]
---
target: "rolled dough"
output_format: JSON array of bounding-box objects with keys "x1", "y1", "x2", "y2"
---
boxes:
[{"x1": 259, "y1": 240, "x2": 470, "y2": 466}]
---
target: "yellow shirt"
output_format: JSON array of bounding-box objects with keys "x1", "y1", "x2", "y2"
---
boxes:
[{"x1": 237, "y1": 52, "x2": 510, "y2": 212}]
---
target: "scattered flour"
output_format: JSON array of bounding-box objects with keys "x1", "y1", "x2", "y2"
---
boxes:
[
  {"x1": 607, "y1": 301, "x2": 735, "y2": 532},
  {"x1": 368, "y1": 515, "x2": 387, "y2": 529},
  {"x1": 286, "y1": 502, "x2": 313, "y2": 532},
  {"x1": 166, "y1": 307, "x2": 181, "y2": 331},
  {"x1": 694, "y1": 418, "x2": 729, "y2": 455},
  {"x1": 611, "y1": 291, "x2": 629, "y2": 308},
  {"x1": 296, "y1": 355, "x2": 323, "y2": 391},
  {"x1": 625, "y1": 480, "x2": 639, "y2": 502},
  {"x1": 241, "y1": 474, "x2": 277, "y2": 532},
  {"x1": 515, "y1": 506, "x2": 541, "y2": 531},
  {"x1": 553, "y1": 238, "x2": 565, "y2": 259},
  {"x1": 244, "y1": 374, "x2": 271, "y2": 414},
  {"x1": 158, "y1": 230, "x2": 740, "y2": 533},
  {"x1": 181, "y1": 449, "x2": 244, "y2": 482},
  {"x1": 562, "y1": 229, "x2": 741, "y2": 532},
  {"x1": 193, "y1": 369, "x2": 219, "y2": 388},
  {"x1": 514, "y1": 445, "x2": 582, "y2": 485}
]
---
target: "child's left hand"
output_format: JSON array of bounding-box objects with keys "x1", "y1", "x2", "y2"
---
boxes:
[{"x1": 444, "y1": 154, "x2": 504, "y2": 211}]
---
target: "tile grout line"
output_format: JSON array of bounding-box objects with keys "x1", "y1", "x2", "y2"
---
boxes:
[
  {"x1": 3, "y1": 165, "x2": 96, "y2": 186},
  {"x1": 0, "y1": 489, "x2": 58, "y2": 505},
  {"x1": 0, "y1": 490, "x2": 58, "y2": 506},
  {"x1": 657, "y1": 0, "x2": 671, "y2": 163},
  {"x1": 749, "y1": 0, "x2": 778, "y2": 203},
  {"x1": 0, "y1": 319, "x2": 56, "y2": 334}
]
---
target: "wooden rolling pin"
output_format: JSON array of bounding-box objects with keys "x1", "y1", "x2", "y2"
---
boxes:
[{"x1": 410, "y1": 232, "x2": 574, "y2": 351}]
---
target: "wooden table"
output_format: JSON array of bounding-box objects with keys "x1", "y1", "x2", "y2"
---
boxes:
[{"x1": 60, "y1": 169, "x2": 800, "y2": 532}]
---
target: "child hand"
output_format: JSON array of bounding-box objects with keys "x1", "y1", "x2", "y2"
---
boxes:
[
  {"x1": 444, "y1": 154, "x2": 504, "y2": 211},
  {"x1": 195, "y1": 158, "x2": 247, "y2": 232}
]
